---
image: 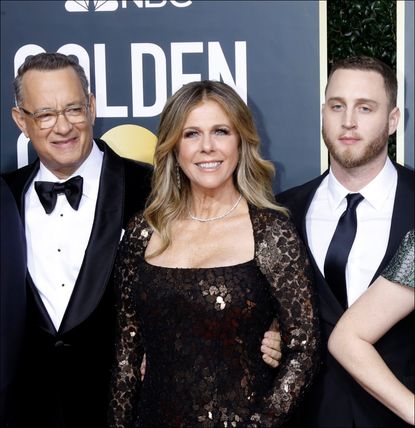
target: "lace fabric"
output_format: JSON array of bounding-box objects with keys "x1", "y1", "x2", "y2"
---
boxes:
[
  {"x1": 382, "y1": 229, "x2": 414, "y2": 288},
  {"x1": 108, "y1": 205, "x2": 320, "y2": 427}
]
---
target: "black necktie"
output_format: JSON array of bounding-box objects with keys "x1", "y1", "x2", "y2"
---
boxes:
[
  {"x1": 35, "y1": 175, "x2": 83, "y2": 214},
  {"x1": 324, "y1": 193, "x2": 364, "y2": 310}
]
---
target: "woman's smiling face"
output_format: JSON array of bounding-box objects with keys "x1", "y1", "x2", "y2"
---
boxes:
[{"x1": 175, "y1": 99, "x2": 240, "y2": 195}]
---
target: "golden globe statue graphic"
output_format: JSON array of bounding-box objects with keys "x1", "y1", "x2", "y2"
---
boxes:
[{"x1": 101, "y1": 124, "x2": 156, "y2": 165}]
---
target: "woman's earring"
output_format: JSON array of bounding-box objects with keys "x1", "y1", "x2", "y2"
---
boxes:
[{"x1": 176, "y1": 161, "x2": 181, "y2": 190}]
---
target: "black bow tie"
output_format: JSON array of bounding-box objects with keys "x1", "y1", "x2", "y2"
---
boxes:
[{"x1": 35, "y1": 175, "x2": 83, "y2": 214}]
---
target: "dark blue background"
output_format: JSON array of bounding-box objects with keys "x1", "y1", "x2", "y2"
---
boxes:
[{"x1": 2, "y1": 0, "x2": 321, "y2": 191}]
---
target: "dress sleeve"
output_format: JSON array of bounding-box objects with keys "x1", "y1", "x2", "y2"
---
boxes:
[
  {"x1": 382, "y1": 229, "x2": 414, "y2": 289},
  {"x1": 252, "y1": 209, "x2": 320, "y2": 427},
  {"x1": 108, "y1": 214, "x2": 149, "y2": 428}
]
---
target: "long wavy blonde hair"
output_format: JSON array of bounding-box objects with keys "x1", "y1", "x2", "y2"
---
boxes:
[{"x1": 145, "y1": 80, "x2": 287, "y2": 256}]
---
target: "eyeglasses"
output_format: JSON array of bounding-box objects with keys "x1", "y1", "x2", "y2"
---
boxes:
[{"x1": 19, "y1": 103, "x2": 89, "y2": 129}]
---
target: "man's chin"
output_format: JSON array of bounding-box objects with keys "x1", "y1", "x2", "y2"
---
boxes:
[
  {"x1": 333, "y1": 153, "x2": 364, "y2": 169},
  {"x1": 331, "y1": 146, "x2": 386, "y2": 169}
]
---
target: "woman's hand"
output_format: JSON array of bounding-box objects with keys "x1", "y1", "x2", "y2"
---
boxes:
[{"x1": 261, "y1": 321, "x2": 282, "y2": 368}]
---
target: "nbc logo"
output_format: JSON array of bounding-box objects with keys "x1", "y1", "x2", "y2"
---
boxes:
[
  {"x1": 65, "y1": 1, "x2": 192, "y2": 12},
  {"x1": 65, "y1": 1, "x2": 118, "y2": 12}
]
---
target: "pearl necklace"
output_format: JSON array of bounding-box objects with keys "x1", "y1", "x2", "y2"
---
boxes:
[{"x1": 188, "y1": 194, "x2": 242, "y2": 222}]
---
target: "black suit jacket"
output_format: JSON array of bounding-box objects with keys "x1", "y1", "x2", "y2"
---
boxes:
[
  {"x1": 2, "y1": 140, "x2": 152, "y2": 428},
  {"x1": 277, "y1": 163, "x2": 414, "y2": 428},
  {"x1": 0, "y1": 178, "x2": 27, "y2": 428}
]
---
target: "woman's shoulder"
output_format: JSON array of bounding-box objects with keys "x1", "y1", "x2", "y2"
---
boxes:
[
  {"x1": 249, "y1": 204, "x2": 296, "y2": 233},
  {"x1": 250, "y1": 205, "x2": 310, "y2": 277},
  {"x1": 124, "y1": 211, "x2": 153, "y2": 243},
  {"x1": 402, "y1": 229, "x2": 414, "y2": 248}
]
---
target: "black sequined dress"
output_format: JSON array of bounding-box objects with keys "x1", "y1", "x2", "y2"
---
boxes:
[{"x1": 109, "y1": 206, "x2": 319, "y2": 428}]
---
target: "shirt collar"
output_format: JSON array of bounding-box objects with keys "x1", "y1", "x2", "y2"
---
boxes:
[
  {"x1": 359, "y1": 157, "x2": 397, "y2": 209},
  {"x1": 38, "y1": 140, "x2": 104, "y2": 200},
  {"x1": 327, "y1": 157, "x2": 397, "y2": 211}
]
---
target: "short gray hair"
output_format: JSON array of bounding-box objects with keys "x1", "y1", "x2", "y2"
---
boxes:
[{"x1": 13, "y1": 52, "x2": 89, "y2": 106}]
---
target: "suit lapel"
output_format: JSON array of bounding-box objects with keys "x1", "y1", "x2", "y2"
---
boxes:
[
  {"x1": 302, "y1": 165, "x2": 414, "y2": 322},
  {"x1": 294, "y1": 179, "x2": 322, "y2": 248},
  {"x1": 59, "y1": 142, "x2": 125, "y2": 334}
]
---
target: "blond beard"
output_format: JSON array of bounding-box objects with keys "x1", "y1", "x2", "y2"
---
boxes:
[{"x1": 322, "y1": 124, "x2": 389, "y2": 169}]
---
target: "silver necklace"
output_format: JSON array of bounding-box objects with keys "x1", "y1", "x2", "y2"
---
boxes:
[{"x1": 188, "y1": 194, "x2": 242, "y2": 222}]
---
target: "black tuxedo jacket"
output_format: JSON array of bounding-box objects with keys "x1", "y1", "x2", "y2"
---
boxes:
[
  {"x1": 277, "y1": 163, "x2": 414, "y2": 428},
  {"x1": 2, "y1": 139, "x2": 152, "y2": 428},
  {"x1": 0, "y1": 178, "x2": 27, "y2": 427}
]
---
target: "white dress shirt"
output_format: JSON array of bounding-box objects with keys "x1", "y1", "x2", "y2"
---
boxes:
[
  {"x1": 25, "y1": 141, "x2": 103, "y2": 330},
  {"x1": 306, "y1": 157, "x2": 397, "y2": 306}
]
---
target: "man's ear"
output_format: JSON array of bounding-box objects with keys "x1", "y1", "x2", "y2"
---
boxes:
[
  {"x1": 388, "y1": 106, "x2": 400, "y2": 136},
  {"x1": 11, "y1": 107, "x2": 29, "y2": 137}
]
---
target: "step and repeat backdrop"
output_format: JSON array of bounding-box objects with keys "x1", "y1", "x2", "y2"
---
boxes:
[{"x1": 1, "y1": 1, "x2": 413, "y2": 191}]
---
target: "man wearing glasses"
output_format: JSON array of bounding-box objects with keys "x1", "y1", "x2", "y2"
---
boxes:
[{"x1": 2, "y1": 53, "x2": 152, "y2": 428}]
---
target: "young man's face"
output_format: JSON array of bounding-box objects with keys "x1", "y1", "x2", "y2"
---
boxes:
[{"x1": 322, "y1": 68, "x2": 399, "y2": 170}]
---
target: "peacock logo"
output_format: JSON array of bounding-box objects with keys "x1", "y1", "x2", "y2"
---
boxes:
[
  {"x1": 65, "y1": 1, "x2": 192, "y2": 12},
  {"x1": 65, "y1": 1, "x2": 119, "y2": 12}
]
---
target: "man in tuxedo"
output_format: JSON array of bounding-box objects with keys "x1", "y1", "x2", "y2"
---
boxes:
[
  {"x1": 276, "y1": 56, "x2": 414, "y2": 427},
  {"x1": 2, "y1": 53, "x2": 152, "y2": 428},
  {"x1": 0, "y1": 177, "x2": 27, "y2": 427}
]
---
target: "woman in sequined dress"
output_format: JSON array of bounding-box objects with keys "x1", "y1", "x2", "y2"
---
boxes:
[
  {"x1": 108, "y1": 80, "x2": 320, "y2": 428},
  {"x1": 329, "y1": 229, "x2": 414, "y2": 425}
]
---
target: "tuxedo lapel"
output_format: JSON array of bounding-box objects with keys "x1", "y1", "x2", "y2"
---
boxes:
[
  {"x1": 3, "y1": 161, "x2": 59, "y2": 334},
  {"x1": 3, "y1": 160, "x2": 39, "y2": 221},
  {"x1": 59, "y1": 142, "x2": 125, "y2": 334},
  {"x1": 27, "y1": 273, "x2": 58, "y2": 334}
]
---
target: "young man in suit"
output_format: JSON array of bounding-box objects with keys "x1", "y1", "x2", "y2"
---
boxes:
[
  {"x1": 276, "y1": 57, "x2": 414, "y2": 427},
  {"x1": 2, "y1": 53, "x2": 152, "y2": 428}
]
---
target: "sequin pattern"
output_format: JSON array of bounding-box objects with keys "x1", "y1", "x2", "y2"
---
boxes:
[
  {"x1": 382, "y1": 229, "x2": 414, "y2": 288},
  {"x1": 108, "y1": 205, "x2": 320, "y2": 427}
]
